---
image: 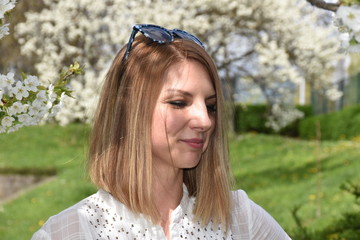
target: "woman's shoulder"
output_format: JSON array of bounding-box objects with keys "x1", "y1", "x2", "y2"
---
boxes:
[
  {"x1": 47, "y1": 189, "x2": 108, "y2": 221},
  {"x1": 231, "y1": 189, "x2": 252, "y2": 214},
  {"x1": 230, "y1": 189, "x2": 292, "y2": 240},
  {"x1": 230, "y1": 189, "x2": 252, "y2": 224},
  {"x1": 31, "y1": 189, "x2": 110, "y2": 240},
  {"x1": 231, "y1": 189, "x2": 249, "y2": 202}
]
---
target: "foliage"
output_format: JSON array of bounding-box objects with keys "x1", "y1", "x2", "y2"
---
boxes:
[
  {"x1": 234, "y1": 104, "x2": 270, "y2": 133},
  {"x1": 14, "y1": 0, "x2": 343, "y2": 129},
  {"x1": 299, "y1": 105, "x2": 360, "y2": 140},
  {"x1": 233, "y1": 104, "x2": 313, "y2": 136}
]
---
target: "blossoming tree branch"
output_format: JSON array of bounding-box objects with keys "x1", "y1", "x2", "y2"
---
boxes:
[
  {"x1": 0, "y1": 0, "x2": 83, "y2": 134},
  {"x1": 307, "y1": 0, "x2": 360, "y2": 52},
  {"x1": 2, "y1": 0, "x2": 359, "y2": 131}
]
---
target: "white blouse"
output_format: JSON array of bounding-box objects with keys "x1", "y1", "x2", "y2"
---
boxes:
[{"x1": 31, "y1": 186, "x2": 291, "y2": 240}]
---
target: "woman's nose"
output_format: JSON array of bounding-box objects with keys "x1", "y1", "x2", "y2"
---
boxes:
[{"x1": 189, "y1": 103, "x2": 213, "y2": 132}]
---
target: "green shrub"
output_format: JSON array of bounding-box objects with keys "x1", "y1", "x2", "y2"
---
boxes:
[
  {"x1": 233, "y1": 104, "x2": 270, "y2": 133},
  {"x1": 348, "y1": 112, "x2": 360, "y2": 139},
  {"x1": 299, "y1": 105, "x2": 360, "y2": 140},
  {"x1": 234, "y1": 104, "x2": 313, "y2": 137},
  {"x1": 278, "y1": 105, "x2": 313, "y2": 137}
]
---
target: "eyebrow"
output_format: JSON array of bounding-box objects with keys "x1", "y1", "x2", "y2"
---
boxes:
[{"x1": 165, "y1": 89, "x2": 216, "y2": 100}]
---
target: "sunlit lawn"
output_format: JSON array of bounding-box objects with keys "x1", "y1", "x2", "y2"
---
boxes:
[
  {"x1": 0, "y1": 124, "x2": 359, "y2": 239},
  {"x1": 230, "y1": 134, "x2": 360, "y2": 233},
  {"x1": 0, "y1": 124, "x2": 96, "y2": 239}
]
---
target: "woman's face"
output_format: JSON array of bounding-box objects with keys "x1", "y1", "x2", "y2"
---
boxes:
[{"x1": 151, "y1": 60, "x2": 216, "y2": 172}]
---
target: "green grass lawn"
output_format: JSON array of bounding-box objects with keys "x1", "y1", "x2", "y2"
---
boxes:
[
  {"x1": 0, "y1": 124, "x2": 96, "y2": 239},
  {"x1": 0, "y1": 124, "x2": 359, "y2": 239},
  {"x1": 230, "y1": 134, "x2": 360, "y2": 234}
]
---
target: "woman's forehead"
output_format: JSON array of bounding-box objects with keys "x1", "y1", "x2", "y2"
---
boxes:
[
  {"x1": 163, "y1": 60, "x2": 209, "y2": 83},
  {"x1": 160, "y1": 60, "x2": 215, "y2": 96}
]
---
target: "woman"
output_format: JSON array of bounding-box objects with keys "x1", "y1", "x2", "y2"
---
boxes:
[{"x1": 32, "y1": 24, "x2": 291, "y2": 240}]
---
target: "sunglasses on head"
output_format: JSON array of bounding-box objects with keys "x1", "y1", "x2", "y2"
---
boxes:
[{"x1": 123, "y1": 24, "x2": 205, "y2": 61}]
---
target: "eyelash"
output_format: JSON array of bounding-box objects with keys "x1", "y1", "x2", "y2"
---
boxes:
[
  {"x1": 168, "y1": 101, "x2": 187, "y2": 108},
  {"x1": 168, "y1": 101, "x2": 217, "y2": 113},
  {"x1": 206, "y1": 104, "x2": 217, "y2": 113}
]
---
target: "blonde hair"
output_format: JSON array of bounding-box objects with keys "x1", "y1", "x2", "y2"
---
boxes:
[{"x1": 88, "y1": 35, "x2": 233, "y2": 228}]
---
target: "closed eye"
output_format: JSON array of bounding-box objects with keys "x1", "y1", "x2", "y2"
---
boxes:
[
  {"x1": 206, "y1": 104, "x2": 217, "y2": 113},
  {"x1": 168, "y1": 100, "x2": 187, "y2": 108}
]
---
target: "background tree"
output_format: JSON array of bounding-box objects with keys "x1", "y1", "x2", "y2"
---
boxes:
[
  {"x1": 0, "y1": 0, "x2": 44, "y2": 74},
  {"x1": 307, "y1": 0, "x2": 360, "y2": 51},
  {"x1": 1, "y1": 0, "x2": 83, "y2": 134},
  {"x1": 15, "y1": 0, "x2": 343, "y2": 129}
]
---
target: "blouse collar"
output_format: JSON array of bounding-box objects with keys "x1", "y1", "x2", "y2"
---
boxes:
[{"x1": 97, "y1": 184, "x2": 195, "y2": 227}]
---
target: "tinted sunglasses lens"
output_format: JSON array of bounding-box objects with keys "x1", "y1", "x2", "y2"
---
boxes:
[
  {"x1": 172, "y1": 29, "x2": 205, "y2": 48},
  {"x1": 140, "y1": 26, "x2": 173, "y2": 43}
]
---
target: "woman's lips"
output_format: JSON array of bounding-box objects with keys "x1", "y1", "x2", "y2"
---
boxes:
[{"x1": 181, "y1": 138, "x2": 204, "y2": 149}]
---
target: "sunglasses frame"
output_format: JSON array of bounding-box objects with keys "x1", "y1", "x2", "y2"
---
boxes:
[{"x1": 122, "y1": 24, "x2": 205, "y2": 61}]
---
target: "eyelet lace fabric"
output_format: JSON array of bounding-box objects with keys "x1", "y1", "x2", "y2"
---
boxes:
[{"x1": 31, "y1": 186, "x2": 291, "y2": 240}]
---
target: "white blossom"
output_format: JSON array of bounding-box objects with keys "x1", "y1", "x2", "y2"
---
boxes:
[
  {"x1": 354, "y1": 30, "x2": 360, "y2": 42},
  {"x1": 348, "y1": 43, "x2": 360, "y2": 52},
  {"x1": 0, "y1": 74, "x2": 6, "y2": 88},
  {"x1": 4, "y1": 72, "x2": 14, "y2": 86},
  {"x1": 24, "y1": 75, "x2": 40, "y2": 92},
  {"x1": 0, "y1": 125, "x2": 5, "y2": 133},
  {"x1": 14, "y1": 0, "x2": 344, "y2": 128},
  {"x1": 17, "y1": 113, "x2": 31, "y2": 124},
  {"x1": 0, "y1": 23, "x2": 9, "y2": 38},
  {"x1": 0, "y1": 0, "x2": 16, "y2": 39},
  {"x1": 266, "y1": 104, "x2": 304, "y2": 131},
  {"x1": 1, "y1": 116, "x2": 14, "y2": 127},
  {"x1": 28, "y1": 105, "x2": 44, "y2": 117},
  {"x1": 7, "y1": 101, "x2": 25, "y2": 115},
  {"x1": 0, "y1": 0, "x2": 15, "y2": 18},
  {"x1": 11, "y1": 81, "x2": 29, "y2": 100},
  {"x1": 36, "y1": 90, "x2": 47, "y2": 102},
  {"x1": 339, "y1": 32, "x2": 351, "y2": 49},
  {"x1": 47, "y1": 84, "x2": 57, "y2": 103},
  {"x1": 336, "y1": 5, "x2": 360, "y2": 32},
  {"x1": 1, "y1": 0, "x2": 74, "y2": 134},
  {"x1": 32, "y1": 99, "x2": 46, "y2": 108},
  {"x1": 7, "y1": 123, "x2": 21, "y2": 133},
  {"x1": 335, "y1": 5, "x2": 360, "y2": 52},
  {"x1": 326, "y1": 88, "x2": 343, "y2": 101},
  {"x1": 50, "y1": 104, "x2": 62, "y2": 117}
]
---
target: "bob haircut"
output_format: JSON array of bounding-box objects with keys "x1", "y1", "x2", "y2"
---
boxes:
[{"x1": 88, "y1": 35, "x2": 233, "y2": 228}]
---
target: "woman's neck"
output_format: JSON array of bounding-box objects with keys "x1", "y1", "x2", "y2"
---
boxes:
[{"x1": 152, "y1": 169, "x2": 183, "y2": 239}]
